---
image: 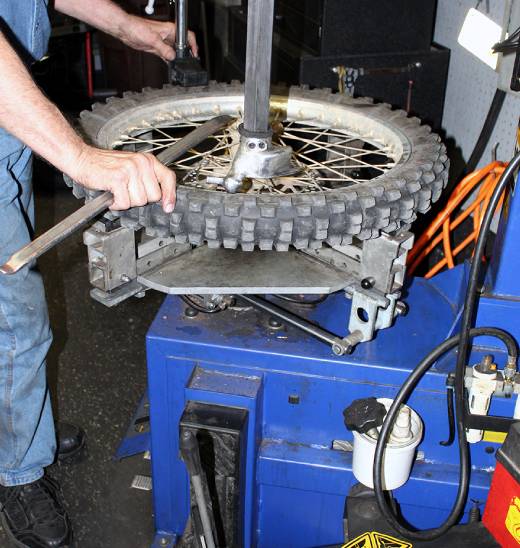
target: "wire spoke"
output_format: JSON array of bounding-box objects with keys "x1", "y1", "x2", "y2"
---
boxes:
[{"x1": 115, "y1": 113, "x2": 396, "y2": 195}]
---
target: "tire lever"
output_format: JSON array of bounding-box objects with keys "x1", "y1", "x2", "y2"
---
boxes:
[{"x1": 0, "y1": 115, "x2": 233, "y2": 275}]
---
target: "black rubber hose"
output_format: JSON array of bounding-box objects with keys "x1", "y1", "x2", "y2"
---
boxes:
[
  {"x1": 465, "y1": 89, "x2": 506, "y2": 175},
  {"x1": 373, "y1": 327, "x2": 517, "y2": 541},
  {"x1": 439, "y1": 377, "x2": 455, "y2": 447},
  {"x1": 451, "y1": 150, "x2": 520, "y2": 531},
  {"x1": 373, "y1": 149, "x2": 520, "y2": 541},
  {"x1": 181, "y1": 295, "x2": 221, "y2": 314},
  {"x1": 454, "y1": 152, "x2": 520, "y2": 411}
]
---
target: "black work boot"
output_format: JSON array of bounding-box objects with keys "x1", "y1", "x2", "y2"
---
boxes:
[
  {"x1": 0, "y1": 476, "x2": 72, "y2": 547},
  {"x1": 56, "y1": 422, "x2": 86, "y2": 464}
]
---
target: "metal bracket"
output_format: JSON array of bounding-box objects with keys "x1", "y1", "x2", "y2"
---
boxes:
[{"x1": 304, "y1": 231, "x2": 413, "y2": 345}]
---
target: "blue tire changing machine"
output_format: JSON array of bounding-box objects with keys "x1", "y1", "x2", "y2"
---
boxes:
[
  {"x1": 102, "y1": 2, "x2": 520, "y2": 545},
  {"x1": 140, "y1": 177, "x2": 520, "y2": 547}
]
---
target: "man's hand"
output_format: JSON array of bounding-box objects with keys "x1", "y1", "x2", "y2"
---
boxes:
[
  {"x1": 71, "y1": 146, "x2": 176, "y2": 212},
  {"x1": 119, "y1": 15, "x2": 198, "y2": 62},
  {"x1": 54, "y1": 1, "x2": 199, "y2": 62}
]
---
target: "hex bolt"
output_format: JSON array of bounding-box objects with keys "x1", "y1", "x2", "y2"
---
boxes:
[
  {"x1": 120, "y1": 274, "x2": 131, "y2": 283},
  {"x1": 185, "y1": 307, "x2": 199, "y2": 318},
  {"x1": 159, "y1": 538, "x2": 169, "y2": 547},
  {"x1": 332, "y1": 344, "x2": 343, "y2": 356},
  {"x1": 361, "y1": 277, "x2": 375, "y2": 289}
]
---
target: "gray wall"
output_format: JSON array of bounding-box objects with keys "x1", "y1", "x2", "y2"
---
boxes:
[{"x1": 434, "y1": 0, "x2": 520, "y2": 167}]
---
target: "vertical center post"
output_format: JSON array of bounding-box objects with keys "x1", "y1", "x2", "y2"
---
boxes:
[{"x1": 242, "y1": 0, "x2": 275, "y2": 137}]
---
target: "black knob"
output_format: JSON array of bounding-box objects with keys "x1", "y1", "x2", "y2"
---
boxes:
[{"x1": 343, "y1": 397, "x2": 387, "y2": 434}]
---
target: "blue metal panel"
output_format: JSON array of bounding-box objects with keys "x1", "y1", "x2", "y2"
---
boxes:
[
  {"x1": 184, "y1": 368, "x2": 263, "y2": 546},
  {"x1": 146, "y1": 265, "x2": 517, "y2": 546},
  {"x1": 256, "y1": 443, "x2": 490, "y2": 547},
  {"x1": 258, "y1": 484, "x2": 345, "y2": 547},
  {"x1": 489, "y1": 174, "x2": 520, "y2": 297},
  {"x1": 115, "y1": 394, "x2": 150, "y2": 460}
]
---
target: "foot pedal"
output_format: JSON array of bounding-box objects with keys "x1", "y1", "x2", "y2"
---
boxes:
[{"x1": 131, "y1": 474, "x2": 152, "y2": 491}]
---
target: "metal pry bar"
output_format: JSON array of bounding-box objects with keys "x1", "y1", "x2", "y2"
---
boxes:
[{"x1": 0, "y1": 115, "x2": 234, "y2": 275}]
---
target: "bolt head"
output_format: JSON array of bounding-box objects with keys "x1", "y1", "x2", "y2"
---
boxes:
[
  {"x1": 333, "y1": 343, "x2": 351, "y2": 356},
  {"x1": 184, "y1": 307, "x2": 199, "y2": 318},
  {"x1": 268, "y1": 317, "x2": 283, "y2": 329},
  {"x1": 361, "y1": 277, "x2": 374, "y2": 290},
  {"x1": 396, "y1": 301, "x2": 409, "y2": 317}
]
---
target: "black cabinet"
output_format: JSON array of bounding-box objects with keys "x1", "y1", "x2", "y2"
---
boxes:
[
  {"x1": 271, "y1": 0, "x2": 437, "y2": 57},
  {"x1": 222, "y1": 0, "x2": 448, "y2": 130}
]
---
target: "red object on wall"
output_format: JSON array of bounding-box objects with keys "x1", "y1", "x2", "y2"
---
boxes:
[
  {"x1": 85, "y1": 31, "x2": 94, "y2": 99},
  {"x1": 483, "y1": 460, "x2": 520, "y2": 546}
]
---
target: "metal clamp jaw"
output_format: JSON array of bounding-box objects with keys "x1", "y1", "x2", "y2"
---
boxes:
[
  {"x1": 83, "y1": 219, "x2": 191, "y2": 307},
  {"x1": 305, "y1": 230, "x2": 413, "y2": 346}
]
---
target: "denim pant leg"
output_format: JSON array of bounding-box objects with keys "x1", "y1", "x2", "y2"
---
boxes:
[{"x1": 0, "y1": 147, "x2": 55, "y2": 486}]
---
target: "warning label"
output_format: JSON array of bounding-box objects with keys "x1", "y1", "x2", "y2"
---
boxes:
[
  {"x1": 505, "y1": 496, "x2": 520, "y2": 543},
  {"x1": 342, "y1": 531, "x2": 413, "y2": 548}
]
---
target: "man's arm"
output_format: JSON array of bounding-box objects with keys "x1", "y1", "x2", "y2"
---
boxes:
[
  {"x1": 0, "y1": 32, "x2": 176, "y2": 211},
  {"x1": 53, "y1": 0, "x2": 198, "y2": 60}
]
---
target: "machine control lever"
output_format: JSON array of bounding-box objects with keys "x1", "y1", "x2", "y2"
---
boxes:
[{"x1": 180, "y1": 430, "x2": 217, "y2": 548}]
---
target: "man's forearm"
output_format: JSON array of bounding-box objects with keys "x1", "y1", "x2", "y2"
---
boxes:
[
  {"x1": 0, "y1": 31, "x2": 176, "y2": 212},
  {"x1": 0, "y1": 32, "x2": 86, "y2": 178},
  {"x1": 53, "y1": 0, "x2": 129, "y2": 40}
]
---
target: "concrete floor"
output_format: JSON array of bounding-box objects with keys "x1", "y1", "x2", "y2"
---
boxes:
[{"x1": 0, "y1": 162, "x2": 162, "y2": 547}]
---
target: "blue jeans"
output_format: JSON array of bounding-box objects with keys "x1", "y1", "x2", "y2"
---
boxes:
[{"x1": 0, "y1": 146, "x2": 55, "y2": 486}]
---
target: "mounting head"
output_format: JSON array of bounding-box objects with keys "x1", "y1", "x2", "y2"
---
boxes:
[{"x1": 171, "y1": 57, "x2": 208, "y2": 87}]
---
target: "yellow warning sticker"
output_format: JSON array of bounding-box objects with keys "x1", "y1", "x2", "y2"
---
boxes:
[
  {"x1": 505, "y1": 496, "x2": 520, "y2": 543},
  {"x1": 482, "y1": 431, "x2": 507, "y2": 444},
  {"x1": 342, "y1": 532, "x2": 412, "y2": 548}
]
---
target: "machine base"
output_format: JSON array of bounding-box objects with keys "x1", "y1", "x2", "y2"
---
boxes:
[{"x1": 145, "y1": 265, "x2": 517, "y2": 547}]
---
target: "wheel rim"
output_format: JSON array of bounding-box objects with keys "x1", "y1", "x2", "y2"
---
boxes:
[{"x1": 102, "y1": 93, "x2": 409, "y2": 196}]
